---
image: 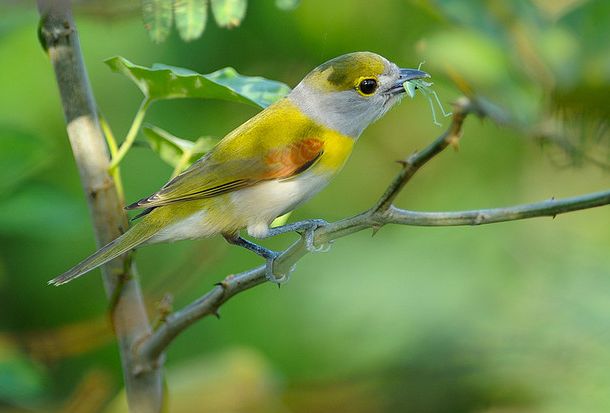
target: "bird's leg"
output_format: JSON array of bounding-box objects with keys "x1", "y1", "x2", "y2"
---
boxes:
[
  {"x1": 222, "y1": 233, "x2": 293, "y2": 284},
  {"x1": 264, "y1": 219, "x2": 331, "y2": 253}
]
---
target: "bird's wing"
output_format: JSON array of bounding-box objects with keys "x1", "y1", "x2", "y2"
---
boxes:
[{"x1": 126, "y1": 137, "x2": 324, "y2": 210}]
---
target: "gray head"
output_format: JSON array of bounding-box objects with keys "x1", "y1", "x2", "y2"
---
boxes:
[{"x1": 288, "y1": 51, "x2": 429, "y2": 138}]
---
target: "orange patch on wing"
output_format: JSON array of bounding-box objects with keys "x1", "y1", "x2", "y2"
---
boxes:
[{"x1": 263, "y1": 138, "x2": 324, "y2": 179}]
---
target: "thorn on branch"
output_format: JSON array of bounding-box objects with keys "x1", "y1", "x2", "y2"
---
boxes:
[
  {"x1": 371, "y1": 225, "x2": 382, "y2": 237},
  {"x1": 398, "y1": 151, "x2": 419, "y2": 168}
]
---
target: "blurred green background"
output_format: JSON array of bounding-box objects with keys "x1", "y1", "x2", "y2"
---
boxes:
[{"x1": 1, "y1": 0, "x2": 610, "y2": 412}]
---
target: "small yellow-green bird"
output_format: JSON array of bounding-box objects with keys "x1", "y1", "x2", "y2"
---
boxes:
[{"x1": 51, "y1": 51, "x2": 429, "y2": 286}]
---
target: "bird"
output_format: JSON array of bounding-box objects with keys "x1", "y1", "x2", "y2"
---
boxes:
[{"x1": 50, "y1": 51, "x2": 429, "y2": 286}]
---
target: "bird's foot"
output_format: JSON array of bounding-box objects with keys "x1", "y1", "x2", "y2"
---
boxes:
[
  {"x1": 264, "y1": 251, "x2": 296, "y2": 284},
  {"x1": 296, "y1": 219, "x2": 332, "y2": 253},
  {"x1": 264, "y1": 219, "x2": 331, "y2": 252},
  {"x1": 223, "y1": 233, "x2": 294, "y2": 284}
]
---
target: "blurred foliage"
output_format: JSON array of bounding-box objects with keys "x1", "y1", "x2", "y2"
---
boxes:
[
  {"x1": 0, "y1": 339, "x2": 46, "y2": 409},
  {"x1": 1, "y1": 0, "x2": 610, "y2": 412},
  {"x1": 422, "y1": 0, "x2": 610, "y2": 166},
  {"x1": 174, "y1": 0, "x2": 208, "y2": 42},
  {"x1": 142, "y1": 0, "x2": 173, "y2": 43},
  {"x1": 209, "y1": 0, "x2": 247, "y2": 29},
  {"x1": 0, "y1": 126, "x2": 49, "y2": 195},
  {"x1": 275, "y1": 0, "x2": 300, "y2": 12},
  {"x1": 142, "y1": 0, "x2": 300, "y2": 43}
]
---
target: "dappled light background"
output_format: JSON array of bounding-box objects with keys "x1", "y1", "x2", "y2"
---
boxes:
[{"x1": 1, "y1": 0, "x2": 609, "y2": 412}]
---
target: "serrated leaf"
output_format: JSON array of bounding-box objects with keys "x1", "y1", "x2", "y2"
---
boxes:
[
  {"x1": 143, "y1": 125, "x2": 216, "y2": 168},
  {"x1": 142, "y1": 0, "x2": 174, "y2": 43},
  {"x1": 275, "y1": 0, "x2": 299, "y2": 11},
  {"x1": 174, "y1": 0, "x2": 208, "y2": 41},
  {"x1": 105, "y1": 56, "x2": 291, "y2": 108},
  {"x1": 210, "y1": 0, "x2": 247, "y2": 28}
]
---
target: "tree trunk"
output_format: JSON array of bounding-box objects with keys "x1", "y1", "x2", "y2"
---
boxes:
[{"x1": 37, "y1": 1, "x2": 164, "y2": 411}]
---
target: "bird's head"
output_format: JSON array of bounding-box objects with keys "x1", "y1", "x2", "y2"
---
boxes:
[{"x1": 289, "y1": 51, "x2": 429, "y2": 138}]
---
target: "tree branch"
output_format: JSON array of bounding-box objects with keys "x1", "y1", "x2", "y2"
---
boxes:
[
  {"x1": 137, "y1": 96, "x2": 610, "y2": 367},
  {"x1": 37, "y1": 1, "x2": 163, "y2": 411},
  {"x1": 384, "y1": 191, "x2": 610, "y2": 226}
]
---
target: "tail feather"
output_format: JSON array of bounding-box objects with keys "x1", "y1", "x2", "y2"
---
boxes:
[{"x1": 49, "y1": 220, "x2": 160, "y2": 286}]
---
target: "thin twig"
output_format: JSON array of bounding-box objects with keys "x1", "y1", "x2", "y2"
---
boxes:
[
  {"x1": 384, "y1": 191, "x2": 610, "y2": 226},
  {"x1": 137, "y1": 96, "x2": 610, "y2": 366},
  {"x1": 100, "y1": 114, "x2": 125, "y2": 203},
  {"x1": 109, "y1": 98, "x2": 151, "y2": 170}
]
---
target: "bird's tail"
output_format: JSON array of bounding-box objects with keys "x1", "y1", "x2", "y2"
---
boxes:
[{"x1": 49, "y1": 216, "x2": 162, "y2": 286}]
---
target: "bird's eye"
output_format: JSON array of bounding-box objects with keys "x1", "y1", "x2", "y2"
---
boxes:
[{"x1": 357, "y1": 78, "x2": 378, "y2": 96}]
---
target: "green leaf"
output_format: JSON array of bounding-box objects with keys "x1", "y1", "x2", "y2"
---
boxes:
[
  {"x1": 275, "y1": 0, "x2": 299, "y2": 11},
  {"x1": 210, "y1": 0, "x2": 247, "y2": 28},
  {"x1": 205, "y1": 66, "x2": 291, "y2": 107},
  {"x1": 174, "y1": 0, "x2": 208, "y2": 41},
  {"x1": 142, "y1": 0, "x2": 174, "y2": 43},
  {"x1": 143, "y1": 125, "x2": 215, "y2": 168},
  {"x1": 105, "y1": 56, "x2": 291, "y2": 108}
]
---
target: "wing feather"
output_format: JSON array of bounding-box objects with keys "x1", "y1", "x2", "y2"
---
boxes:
[{"x1": 126, "y1": 137, "x2": 324, "y2": 210}]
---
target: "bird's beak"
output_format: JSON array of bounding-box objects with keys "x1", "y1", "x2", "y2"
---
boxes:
[
  {"x1": 389, "y1": 68, "x2": 430, "y2": 95},
  {"x1": 399, "y1": 68, "x2": 430, "y2": 82}
]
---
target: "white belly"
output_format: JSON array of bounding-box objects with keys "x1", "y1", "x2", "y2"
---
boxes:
[
  {"x1": 149, "y1": 210, "x2": 215, "y2": 243},
  {"x1": 230, "y1": 171, "x2": 331, "y2": 238}
]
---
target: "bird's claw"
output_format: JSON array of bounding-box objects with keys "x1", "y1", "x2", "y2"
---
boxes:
[
  {"x1": 265, "y1": 251, "x2": 295, "y2": 284},
  {"x1": 298, "y1": 219, "x2": 332, "y2": 253}
]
